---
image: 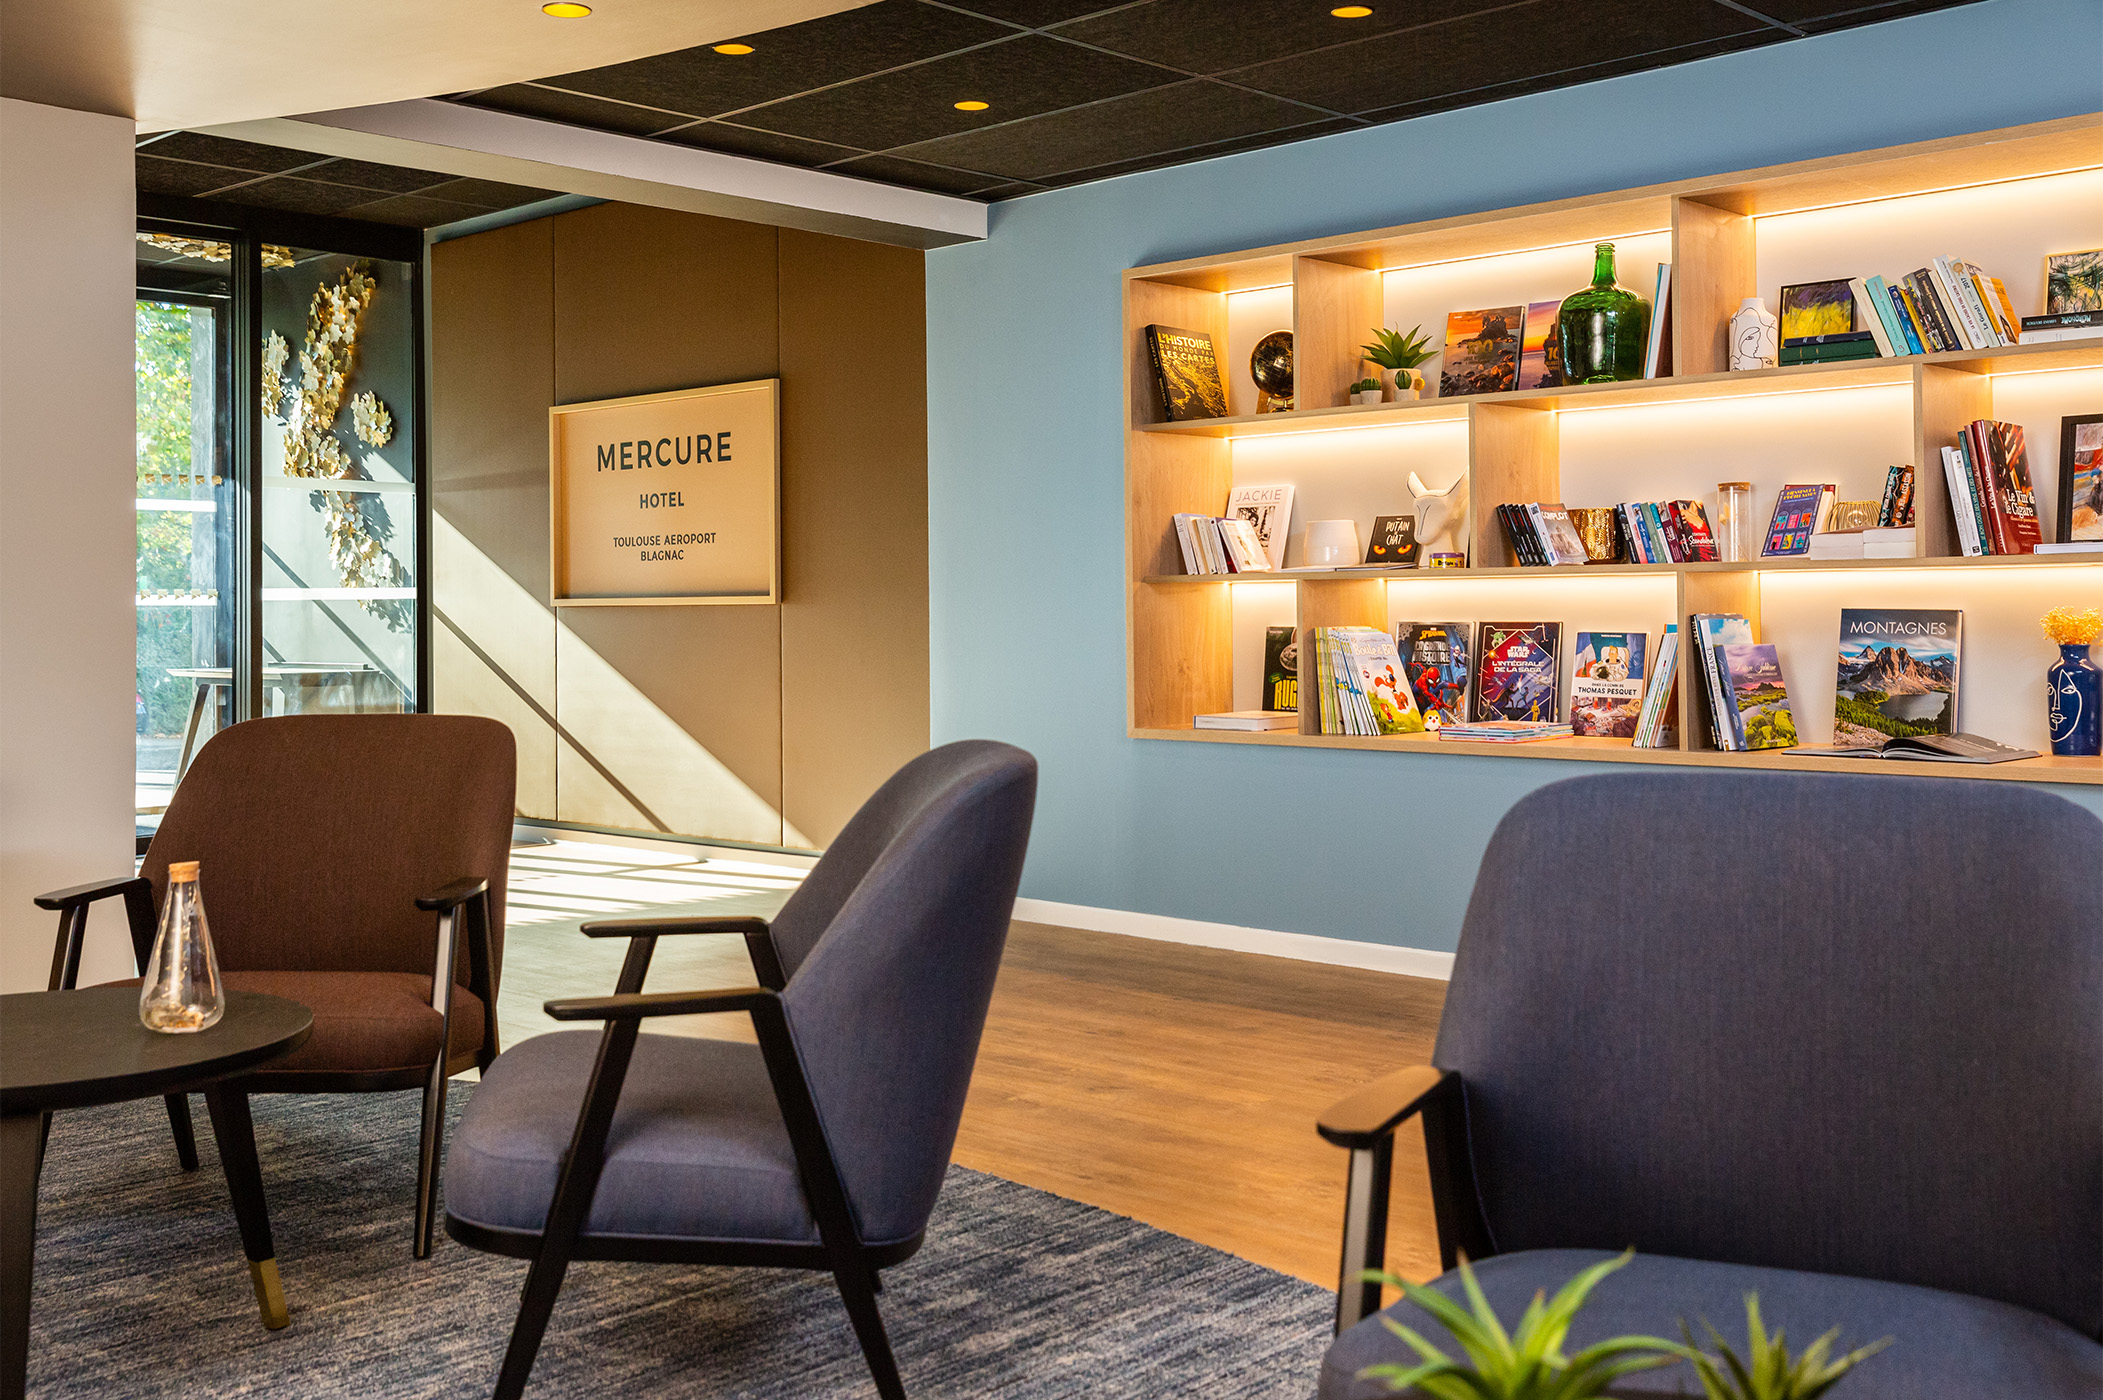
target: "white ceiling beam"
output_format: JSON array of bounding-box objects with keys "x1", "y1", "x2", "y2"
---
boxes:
[{"x1": 203, "y1": 99, "x2": 986, "y2": 250}]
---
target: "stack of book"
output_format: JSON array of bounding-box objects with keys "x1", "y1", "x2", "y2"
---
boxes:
[
  {"x1": 1779, "y1": 331, "x2": 1879, "y2": 366},
  {"x1": 1691, "y1": 613, "x2": 1798, "y2": 751},
  {"x1": 1313, "y1": 626, "x2": 1423, "y2": 736},
  {"x1": 1496, "y1": 503, "x2": 1587, "y2": 565},
  {"x1": 1939, "y1": 419, "x2": 2043, "y2": 556},
  {"x1": 1617, "y1": 499, "x2": 1719, "y2": 563},
  {"x1": 1631, "y1": 624, "x2": 1679, "y2": 748},
  {"x1": 1854, "y1": 259, "x2": 2022, "y2": 356},
  {"x1": 2020, "y1": 309, "x2": 2100, "y2": 344},
  {"x1": 1807, "y1": 527, "x2": 1917, "y2": 559},
  {"x1": 1173, "y1": 513, "x2": 1273, "y2": 574},
  {"x1": 1807, "y1": 474, "x2": 1917, "y2": 557},
  {"x1": 1436, "y1": 720, "x2": 1573, "y2": 743}
]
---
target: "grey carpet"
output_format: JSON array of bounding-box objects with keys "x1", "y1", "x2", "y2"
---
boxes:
[{"x1": 25, "y1": 1089, "x2": 1331, "y2": 1398}]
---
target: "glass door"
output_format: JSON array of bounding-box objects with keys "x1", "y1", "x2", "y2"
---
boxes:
[{"x1": 133, "y1": 236, "x2": 234, "y2": 841}]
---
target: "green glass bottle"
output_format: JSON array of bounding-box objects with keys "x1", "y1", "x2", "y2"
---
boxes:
[{"x1": 1556, "y1": 243, "x2": 1652, "y2": 384}]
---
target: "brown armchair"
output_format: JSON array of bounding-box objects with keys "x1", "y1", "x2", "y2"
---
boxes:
[{"x1": 39, "y1": 713, "x2": 515, "y2": 1259}]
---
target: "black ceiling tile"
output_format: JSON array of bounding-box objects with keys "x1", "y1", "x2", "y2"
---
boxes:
[
  {"x1": 1783, "y1": 0, "x2": 1983, "y2": 30},
  {"x1": 541, "y1": 1, "x2": 1013, "y2": 118},
  {"x1": 1055, "y1": 0, "x2": 1507, "y2": 78},
  {"x1": 414, "y1": 176, "x2": 564, "y2": 209},
  {"x1": 879, "y1": 78, "x2": 1324, "y2": 181},
  {"x1": 945, "y1": 0, "x2": 1132, "y2": 24},
  {"x1": 824, "y1": 154, "x2": 1006, "y2": 196},
  {"x1": 738, "y1": 34, "x2": 1177, "y2": 150},
  {"x1": 335, "y1": 193, "x2": 495, "y2": 227},
  {"x1": 657, "y1": 122, "x2": 868, "y2": 167},
  {"x1": 206, "y1": 177, "x2": 379, "y2": 217},
  {"x1": 1032, "y1": 114, "x2": 1356, "y2": 184},
  {"x1": 967, "y1": 179, "x2": 1050, "y2": 199},
  {"x1": 1350, "y1": 28, "x2": 1780, "y2": 122},
  {"x1": 454, "y1": 84, "x2": 687, "y2": 136},
  {"x1": 133, "y1": 131, "x2": 319, "y2": 173},
  {"x1": 136, "y1": 154, "x2": 250, "y2": 197},
  {"x1": 297, "y1": 157, "x2": 456, "y2": 194},
  {"x1": 1227, "y1": 0, "x2": 1767, "y2": 113}
]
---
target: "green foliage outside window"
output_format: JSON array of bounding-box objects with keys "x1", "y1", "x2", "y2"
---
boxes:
[{"x1": 136, "y1": 301, "x2": 210, "y2": 738}]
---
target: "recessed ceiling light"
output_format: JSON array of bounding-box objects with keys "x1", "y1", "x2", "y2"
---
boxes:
[
  {"x1": 712, "y1": 42, "x2": 755, "y2": 54},
  {"x1": 541, "y1": 2, "x2": 591, "y2": 15},
  {"x1": 1331, "y1": 4, "x2": 1373, "y2": 15},
  {"x1": 954, "y1": 100, "x2": 990, "y2": 111}
]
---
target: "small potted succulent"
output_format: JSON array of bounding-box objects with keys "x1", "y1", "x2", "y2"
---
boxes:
[
  {"x1": 1349, "y1": 376, "x2": 1384, "y2": 406},
  {"x1": 1362, "y1": 325, "x2": 1435, "y2": 401}
]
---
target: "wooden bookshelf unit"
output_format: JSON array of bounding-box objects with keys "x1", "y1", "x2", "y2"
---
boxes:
[{"x1": 1123, "y1": 115, "x2": 2103, "y2": 785}]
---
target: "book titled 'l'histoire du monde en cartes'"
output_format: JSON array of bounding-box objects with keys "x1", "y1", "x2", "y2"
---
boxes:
[
  {"x1": 1143, "y1": 324, "x2": 1228, "y2": 422},
  {"x1": 1833, "y1": 608, "x2": 1961, "y2": 745}
]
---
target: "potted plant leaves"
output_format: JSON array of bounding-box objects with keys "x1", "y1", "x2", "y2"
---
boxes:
[
  {"x1": 1356, "y1": 1251, "x2": 1680, "y2": 1397},
  {"x1": 1349, "y1": 376, "x2": 1384, "y2": 406},
  {"x1": 1678, "y1": 1296, "x2": 1891, "y2": 1400},
  {"x1": 1361, "y1": 325, "x2": 1435, "y2": 401}
]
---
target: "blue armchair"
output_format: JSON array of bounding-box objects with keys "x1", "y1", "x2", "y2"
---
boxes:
[
  {"x1": 444, "y1": 740, "x2": 1037, "y2": 1400},
  {"x1": 1317, "y1": 771, "x2": 2103, "y2": 1398}
]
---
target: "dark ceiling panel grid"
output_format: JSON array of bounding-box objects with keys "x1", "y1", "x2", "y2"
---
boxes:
[{"x1": 136, "y1": 0, "x2": 1990, "y2": 223}]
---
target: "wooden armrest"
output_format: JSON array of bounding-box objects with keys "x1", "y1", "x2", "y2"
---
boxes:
[
  {"x1": 544, "y1": 987, "x2": 776, "y2": 1021},
  {"x1": 35, "y1": 876, "x2": 150, "y2": 911},
  {"x1": 578, "y1": 915, "x2": 770, "y2": 939},
  {"x1": 1317, "y1": 1065, "x2": 1454, "y2": 1149},
  {"x1": 415, "y1": 877, "x2": 489, "y2": 912}
]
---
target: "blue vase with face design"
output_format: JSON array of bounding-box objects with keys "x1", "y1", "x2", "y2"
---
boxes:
[{"x1": 2048, "y1": 643, "x2": 2101, "y2": 756}]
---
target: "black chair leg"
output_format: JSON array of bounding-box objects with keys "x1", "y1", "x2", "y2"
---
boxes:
[
  {"x1": 492, "y1": 1237, "x2": 577, "y2": 1400},
  {"x1": 413, "y1": 1057, "x2": 449, "y2": 1260},
  {"x1": 165, "y1": 1094, "x2": 199, "y2": 1171},
  {"x1": 832, "y1": 1259, "x2": 906, "y2": 1400}
]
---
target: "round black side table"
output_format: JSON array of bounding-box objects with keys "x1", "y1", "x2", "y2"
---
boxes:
[{"x1": 0, "y1": 987, "x2": 312, "y2": 1400}]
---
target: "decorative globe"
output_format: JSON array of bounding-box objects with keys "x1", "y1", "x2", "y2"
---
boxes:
[{"x1": 1250, "y1": 331, "x2": 1294, "y2": 402}]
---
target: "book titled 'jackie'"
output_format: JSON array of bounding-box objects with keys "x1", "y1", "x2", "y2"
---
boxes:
[
  {"x1": 1143, "y1": 325, "x2": 1228, "y2": 422},
  {"x1": 1474, "y1": 622, "x2": 1562, "y2": 724}
]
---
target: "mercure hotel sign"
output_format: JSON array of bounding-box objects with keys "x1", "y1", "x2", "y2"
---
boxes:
[{"x1": 549, "y1": 379, "x2": 779, "y2": 604}]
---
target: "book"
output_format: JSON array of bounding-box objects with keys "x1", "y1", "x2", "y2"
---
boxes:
[
  {"x1": 1440, "y1": 306, "x2": 1522, "y2": 397},
  {"x1": 1499, "y1": 503, "x2": 1545, "y2": 566},
  {"x1": 1518, "y1": 298, "x2": 1564, "y2": 389},
  {"x1": 1780, "y1": 331, "x2": 1878, "y2": 348},
  {"x1": 1778, "y1": 340, "x2": 1880, "y2": 365},
  {"x1": 1194, "y1": 710, "x2": 1298, "y2": 731},
  {"x1": 1834, "y1": 608, "x2": 1961, "y2": 744},
  {"x1": 1865, "y1": 276, "x2": 1915, "y2": 355},
  {"x1": 1907, "y1": 269, "x2": 1962, "y2": 352},
  {"x1": 1527, "y1": 503, "x2": 1589, "y2": 565},
  {"x1": 1895, "y1": 279, "x2": 1938, "y2": 352},
  {"x1": 1760, "y1": 484, "x2": 1835, "y2": 556},
  {"x1": 1226, "y1": 485, "x2": 1294, "y2": 569},
  {"x1": 1793, "y1": 732, "x2": 2037, "y2": 763},
  {"x1": 1848, "y1": 278, "x2": 1895, "y2": 356},
  {"x1": 1806, "y1": 527, "x2": 1916, "y2": 559},
  {"x1": 1882, "y1": 280, "x2": 1925, "y2": 355},
  {"x1": 1437, "y1": 720, "x2": 1573, "y2": 743},
  {"x1": 1570, "y1": 630, "x2": 1649, "y2": 738},
  {"x1": 1875, "y1": 464, "x2": 1916, "y2": 527},
  {"x1": 1716, "y1": 643, "x2": 1797, "y2": 750},
  {"x1": 2035, "y1": 541, "x2": 2103, "y2": 554},
  {"x1": 1363, "y1": 514, "x2": 1419, "y2": 567},
  {"x1": 1665, "y1": 500, "x2": 1719, "y2": 561},
  {"x1": 1928, "y1": 258, "x2": 1990, "y2": 349},
  {"x1": 1395, "y1": 621, "x2": 1472, "y2": 726},
  {"x1": 1691, "y1": 613, "x2": 1754, "y2": 749},
  {"x1": 1642, "y1": 263, "x2": 1671, "y2": 378},
  {"x1": 1632, "y1": 624, "x2": 1679, "y2": 748},
  {"x1": 1220, "y1": 517, "x2": 1273, "y2": 571},
  {"x1": 1172, "y1": 513, "x2": 1213, "y2": 573},
  {"x1": 2021, "y1": 310, "x2": 2101, "y2": 332},
  {"x1": 2020, "y1": 325, "x2": 2103, "y2": 345},
  {"x1": 1262, "y1": 625, "x2": 1298, "y2": 712},
  {"x1": 1972, "y1": 419, "x2": 2043, "y2": 554},
  {"x1": 1474, "y1": 622, "x2": 1562, "y2": 723},
  {"x1": 1144, "y1": 325, "x2": 1228, "y2": 421}
]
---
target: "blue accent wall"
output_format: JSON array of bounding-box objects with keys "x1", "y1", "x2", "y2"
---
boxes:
[{"x1": 925, "y1": 0, "x2": 2103, "y2": 953}]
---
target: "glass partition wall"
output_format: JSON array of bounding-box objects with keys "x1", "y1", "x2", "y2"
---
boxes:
[{"x1": 134, "y1": 220, "x2": 425, "y2": 842}]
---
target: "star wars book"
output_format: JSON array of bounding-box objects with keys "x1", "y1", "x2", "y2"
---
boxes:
[
  {"x1": 1473, "y1": 622, "x2": 1562, "y2": 724},
  {"x1": 1143, "y1": 324, "x2": 1228, "y2": 422},
  {"x1": 1395, "y1": 621, "x2": 1472, "y2": 726}
]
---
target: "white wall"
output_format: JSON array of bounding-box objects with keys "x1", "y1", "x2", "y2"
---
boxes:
[{"x1": 0, "y1": 99, "x2": 140, "y2": 991}]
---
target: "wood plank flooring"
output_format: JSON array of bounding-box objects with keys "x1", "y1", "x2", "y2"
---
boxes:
[{"x1": 496, "y1": 878, "x2": 1448, "y2": 1291}]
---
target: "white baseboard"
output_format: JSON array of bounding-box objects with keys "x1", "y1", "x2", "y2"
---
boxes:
[{"x1": 1010, "y1": 898, "x2": 1455, "y2": 981}]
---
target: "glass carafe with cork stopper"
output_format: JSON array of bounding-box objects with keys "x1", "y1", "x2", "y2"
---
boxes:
[{"x1": 139, "y1": 861, "x2": 225, "y2": 1033}]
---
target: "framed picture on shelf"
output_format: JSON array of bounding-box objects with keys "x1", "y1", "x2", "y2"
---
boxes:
[
  {"x1": 1777, "y1": 279, "x2": 1854, "y2": 340},
  {"x1": 2044, "y1": 250, "x2": 2103, "y2": 315},
  {"x1": 2061, "y1": 413, "x2": 2103, "y2": 543}
]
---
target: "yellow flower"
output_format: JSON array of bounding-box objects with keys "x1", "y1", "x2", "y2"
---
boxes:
[{"x1": 2042, "y1": 606, "x2": 2102, "y2": 646}]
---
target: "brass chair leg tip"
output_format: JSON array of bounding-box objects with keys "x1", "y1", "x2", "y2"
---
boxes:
[{"x1": 249, "y1": 1258, "x2": 290, "y2": 1330}]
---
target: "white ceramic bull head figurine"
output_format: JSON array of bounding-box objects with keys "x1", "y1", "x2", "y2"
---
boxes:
[{"x1": 1408, "y1": 471, "x2": 1468, "y2": 561}]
